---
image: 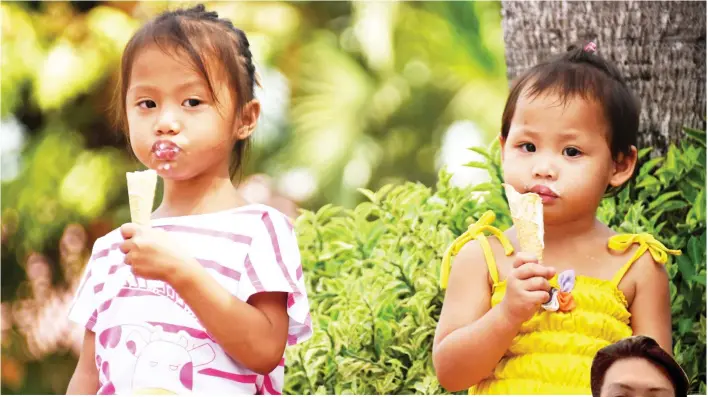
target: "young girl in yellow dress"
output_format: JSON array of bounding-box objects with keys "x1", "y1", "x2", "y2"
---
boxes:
[{"x1": 433, "y1": 41, "x2": 681, "y2": 394}]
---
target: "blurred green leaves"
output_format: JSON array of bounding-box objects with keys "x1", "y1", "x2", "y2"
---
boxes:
[
  {"x1": 2, "y1": 3, "x2": 137, "y2": 114},
  {"x1": 59, "y1": 149, "x2": 128, "y2": 219},
  {"x1": 1, "y1": 4, "x2": 43, "y2": 118}
]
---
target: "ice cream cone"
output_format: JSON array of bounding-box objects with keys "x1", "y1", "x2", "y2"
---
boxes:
[
  {"x1": 126, "y1": 170, "x2": 157, "y2": 226},
  {"x1": 503, "y1": 184, "x2": 544, "y2": 261}
]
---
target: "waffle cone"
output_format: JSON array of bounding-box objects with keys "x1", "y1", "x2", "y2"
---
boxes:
[
  {"x1": 126, "y1": 170, "x2": 157, "y2": 226},
  {"x1": 512, "y1": 216, "x2": 544, "y2": 260},
  {"x1": 503, "y1": 184, "x2": 544, "y2": 260}
]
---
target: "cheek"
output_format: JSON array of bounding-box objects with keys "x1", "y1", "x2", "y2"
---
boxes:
[
  {"x1": 584, "y1": 156, "x2": 615, "y2": 182},
  {"x1": 126, "y1": 115, "x2": 151, "y2": 150},
  {"x1": 128, "y1": 132, "x2": 150, "y2": 157},
  {"x1": 566, "y1": 159, "x2": 612, "y2": 195},
  {"x1": 501, "y1": 151, "x2": 524, "y2": 179}
]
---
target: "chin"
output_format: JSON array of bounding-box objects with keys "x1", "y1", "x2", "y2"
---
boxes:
[
  {"x1": 158, "y1": 165, "x2": 218, "y2": 182},
  {"x1": 154, "y1": 166, "x2": 190, "y2": 181}
]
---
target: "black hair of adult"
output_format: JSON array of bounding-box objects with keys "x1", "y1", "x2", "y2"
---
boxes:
[{"x1": 590, "y1": 335, "x2": 689, "y2": 397}]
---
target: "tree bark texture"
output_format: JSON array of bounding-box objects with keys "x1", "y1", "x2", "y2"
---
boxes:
[{"x1": 501, "y1": 1, "x2": 706, "y2": 153}]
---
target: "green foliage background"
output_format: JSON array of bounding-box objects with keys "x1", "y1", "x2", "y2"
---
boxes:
[{"x1": 285, "y1": 131, "x2": 707, "y2": 394}]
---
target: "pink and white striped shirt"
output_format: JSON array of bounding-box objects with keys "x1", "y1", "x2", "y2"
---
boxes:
[{"x1": 68, "y1": 204, "x2": 312, "y2": 395}]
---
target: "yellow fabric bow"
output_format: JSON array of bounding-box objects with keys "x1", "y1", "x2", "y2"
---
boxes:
[
  {"x1": 440, "y1": 210, "x2": 513, "y2": 289},
  {"x1": 608, "y1": 233, "x2": 682, "y2": 265}
]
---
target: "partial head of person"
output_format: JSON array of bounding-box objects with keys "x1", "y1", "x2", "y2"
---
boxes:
[
  {"x1": 499, "y1": 40, "x2": 639, "y2": 224},
  {"x1": 114, "y1": 4, "x2": 260, "y2": 181},
  {"x1": 591, "y1": 336, "x2": 689, "y2": 397}
]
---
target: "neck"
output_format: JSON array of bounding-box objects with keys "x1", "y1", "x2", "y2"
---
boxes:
[
  {"x1": 543, "y1": 213, "x2": 602, "y2": 248},
  {"x1": 155, "y1": 168, "x2": 245, "y2": 218}
]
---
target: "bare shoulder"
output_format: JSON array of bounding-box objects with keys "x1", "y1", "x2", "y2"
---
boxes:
[
  {"x1": 436, "y1": 238, "x2": 495, "y2": 345},
  {"x1": 624, "y1": 248, "x2": 670, "y2": 285},
  {"x1": 615, "y1": 236, "x2": 671, "y2": 306},
  {"x1": 484, "y1": 227, "x2": 518, "y2": 282},
  {"x1": 452, "y1": 238, "x2": 493, "y2": 283},
  {"x1": 454, "y1": 229, "x2": 513, "y2": 284}
]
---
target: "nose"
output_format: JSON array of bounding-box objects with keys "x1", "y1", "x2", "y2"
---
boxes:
[
  {"x1": 154, "y1": 109, "x2": 181, "y2": 136},
  {"x1": 532, "y1": 158, "x2": 558, "y2": 180}
]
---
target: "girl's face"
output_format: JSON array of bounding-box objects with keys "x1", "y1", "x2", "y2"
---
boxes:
[
  {"x1": 600, "y1": 357, "x2": 674, "y2": 397},
  {"x1": 501, "y1": 90, "x2": 636, "y2": 224},
  {"x1": 125, "y1": 44, "x2": 248, "y2": 181}
]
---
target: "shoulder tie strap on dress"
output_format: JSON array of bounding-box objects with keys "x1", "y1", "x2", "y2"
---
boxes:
[
  {"x1": 440, "y1": 211, "x2": 514, "y2": 289},
  {"x1": 608, "y1": 233, "x2": 682, "y2": 286}
]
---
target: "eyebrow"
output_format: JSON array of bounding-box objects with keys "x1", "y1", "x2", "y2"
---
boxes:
[
  {"x1": 611, "y1": 383, "x2": 672, "y2": 392},
  {"x1": 514, "y1": 128, "x2": 584, "y2": 140},
  {"x1": 127, "y1": 80, "x2": 208, "y2": 95},
  {"x1": 613, "y1": 383, "x2": 635, "y2": 391}
]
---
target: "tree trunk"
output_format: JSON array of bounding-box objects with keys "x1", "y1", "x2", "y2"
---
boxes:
[{"x1": 501, "y1": 0, "x2": 706, "y2": 153}]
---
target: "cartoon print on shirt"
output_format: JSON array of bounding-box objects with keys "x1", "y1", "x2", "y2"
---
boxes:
[
  {"x1": 128, "y1": 326, "x2": 216, "y2": 394},
  {"x1": 97, "y1": 324, "x2": 215, "y2": 394}
]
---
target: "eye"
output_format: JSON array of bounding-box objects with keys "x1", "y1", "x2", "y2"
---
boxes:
[
  {"x1": 519, "y1": 143, "x2": 536, "y2": 152},
  {"x1": 563, "y1": 147, "x2": 582, "y2": 157},
  {"x1": 169, "y1": 365, "x2": 178, "y2": 371},
  {"x1": 138, "y1": 100, "x2": 157, "y2": 109},
  {"x1": 183, "y1": 98, "x2": 202, "y2": 107},
  {"x1": 149, "y1": 361, "x2": 158, "y2": 367}
]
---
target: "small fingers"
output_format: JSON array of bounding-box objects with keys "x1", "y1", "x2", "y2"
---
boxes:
[
  {"x1": 512, "y1": 252, "x2": 539, "y2": 268},
  {"x1": 520, "y1": 276, "x2": 551, "y2": 293},
  {"x1": 513, "y1": 263, "x2": 555, "y2": 280},
  {"x1": 120, "y1": 223, "x2": 140, "y2": 240},
  {"x1": 119, "y1": 240, "x2": 133, "y2": 254},
  {"x1": 526, "y1": 290, "x2": 552, "y2": 305}
]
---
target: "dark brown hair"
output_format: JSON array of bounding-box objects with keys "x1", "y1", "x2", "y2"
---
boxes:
[
  {"x1": 590, "y1": 336, "x2": 689, "y2": 397},
  {"x1": 115, "y1": 4, "x2": 257, "y2": 177},
  {"x1": 500, "y1": 42, "x2": 640, "y2": 194}
]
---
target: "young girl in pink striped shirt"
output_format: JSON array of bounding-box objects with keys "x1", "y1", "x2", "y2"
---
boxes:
[{"x1": 67, "y1": 5, "x2": 311, "y2": 394}]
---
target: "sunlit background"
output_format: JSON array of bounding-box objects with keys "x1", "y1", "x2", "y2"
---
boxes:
[{"x1": 1, "y1": 1, "x2": 507, "y2": 394}]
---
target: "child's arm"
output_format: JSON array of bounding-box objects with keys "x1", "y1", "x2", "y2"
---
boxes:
[
  {"x1": 119, "y1": 222, "x2": 297, "y2": 375},
  {"x1": 171, "y1": 266, "x2": 289, "y2": 375},
  {"x1": 628, "y1": 254, "x2": 673, "y2": 354},
  {"x1": 433, "y1": 243, "x2": 555, "y2": 391},
  {"x1": 66, "y1": 330, "x2": 99, "y2": 395}
]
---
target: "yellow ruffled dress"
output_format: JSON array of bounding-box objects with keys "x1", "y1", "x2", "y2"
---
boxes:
[{"x1": 440, "y1": 211, "x2": 680, "y2": 395}]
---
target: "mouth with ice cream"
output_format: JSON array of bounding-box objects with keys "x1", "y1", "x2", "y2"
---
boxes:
[
  {"x1": 151, "y1": 140, "x2": 181, "y2": 172},
  {"x1": 527, "y1": 184, "x2": 560, "y2": 204}
]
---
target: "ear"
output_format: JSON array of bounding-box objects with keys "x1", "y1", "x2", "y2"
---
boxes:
[
  {"x1": 233, "y1": 99, "x2": 261, "y2": 141},
  {"x1": 608, "y1": 145, "x2": 638, "y2": 187}
]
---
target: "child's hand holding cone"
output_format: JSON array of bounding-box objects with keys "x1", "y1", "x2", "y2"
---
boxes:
[{"x1": 499, "y1": 253, "x2": 556, "y2": 324}]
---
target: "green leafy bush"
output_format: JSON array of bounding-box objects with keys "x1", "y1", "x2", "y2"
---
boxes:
[
  {"x1": 596, "y1": 128, "x2": 707, "y2": 394},
  {"x1": 285, "y1": 128, "x2": 706, "y2": 394}
]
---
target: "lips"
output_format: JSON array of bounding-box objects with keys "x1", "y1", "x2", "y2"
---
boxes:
[
  {"x1": 529, "y1": 184, "x2": 560, "y2": 203},
  {"x1": 151, "y1": 140, "x2": 181, "y2": 161}
]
